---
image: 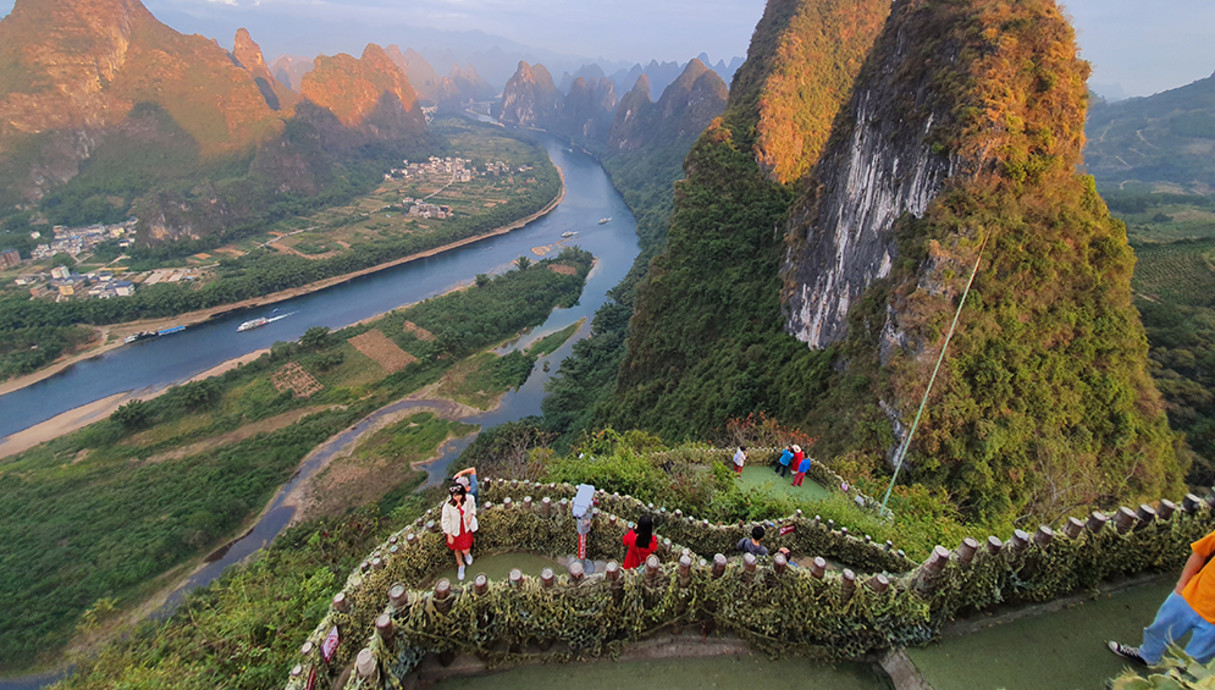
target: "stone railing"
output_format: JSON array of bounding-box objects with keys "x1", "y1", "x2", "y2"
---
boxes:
[{"x1": 285, "y1": 485, "x2": 1215, "y2": 690}]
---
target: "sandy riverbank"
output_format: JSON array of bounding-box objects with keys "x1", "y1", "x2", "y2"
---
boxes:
[
  {"x1": 0, "y1": 170, "x2": 566, "y2": 399},
  {"x1": 0, "y1": 349, "x2": 269, "y2": 460}
]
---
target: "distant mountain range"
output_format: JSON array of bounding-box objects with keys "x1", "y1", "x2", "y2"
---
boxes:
[
  {"x1": 1085, "y1": 70, "x2": 1215, "y2": 194},
  {"x1": 0, "y1": 0, "x2": 432, "y2": 244}
]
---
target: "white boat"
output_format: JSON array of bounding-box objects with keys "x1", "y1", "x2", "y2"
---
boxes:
[
  {"x1": 237, "y1": 317, "x2": 269, "y2": 332},
  {"x1": 561, "y1": 231, "x2": 576, "y2": 238},
  {"x1": 597, "y1": 217, "x2": 611, "y2": 225}
]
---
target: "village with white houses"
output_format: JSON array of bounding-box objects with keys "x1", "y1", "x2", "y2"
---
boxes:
[
  {"x1": 2, "y1": 218, "x2": 202, "y2": 302},
  {"x1": 385, "y1": 155, "x2": 533, "y2": 219}
]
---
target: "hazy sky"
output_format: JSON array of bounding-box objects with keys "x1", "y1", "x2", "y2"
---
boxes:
[{"x1": 1, "y1": 0, "x2": 1211, "y2": 98}]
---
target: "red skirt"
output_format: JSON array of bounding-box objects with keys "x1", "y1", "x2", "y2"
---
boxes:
[{"x1": 449, "y1": 530, "x2": 474, "y2": 551}]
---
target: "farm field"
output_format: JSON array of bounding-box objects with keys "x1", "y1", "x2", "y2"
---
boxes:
[{"x1": 0, "y1": 249, "x2": 593, "y2": 673}]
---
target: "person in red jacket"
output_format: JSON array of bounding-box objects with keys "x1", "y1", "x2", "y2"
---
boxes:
[{"x1": 622, "y1": 514, "x2": 658, "y2": 569}]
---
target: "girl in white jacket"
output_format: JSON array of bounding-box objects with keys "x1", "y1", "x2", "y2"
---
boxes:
[{"x1": 441, "y1": 484, "x2": 478, "y2": 580}]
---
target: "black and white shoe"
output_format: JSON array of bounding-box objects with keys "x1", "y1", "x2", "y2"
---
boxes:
[{"x1": 1107, "y1": 641, "x2": 1147, "y2": 665}]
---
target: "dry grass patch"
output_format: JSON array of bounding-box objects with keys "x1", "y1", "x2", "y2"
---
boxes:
[
  {"x1": 272, "y1": 362, "x2": 324, "y2": 397},
  {"x1": 348, "y1": 330, "x2": 417, "y2": 373},
  {"x1": 402, "y1": 321, "x2": 435, "y2": 341},
  {"x1": 548, "y1": 263, "x2": 577, "y2": 276}
]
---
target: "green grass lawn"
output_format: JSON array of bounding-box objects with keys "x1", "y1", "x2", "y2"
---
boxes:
[{"x1": 738, "y1": 464, "x2": 833, "y2": 502}]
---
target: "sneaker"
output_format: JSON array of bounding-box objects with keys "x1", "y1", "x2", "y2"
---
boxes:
[
  {"x1": 457, "y1": 565, "x2": 466, "y2": 581},
  {"x1": 465, "y1": 554, "x2": 473, "y2": 566},
  {"x1": 1107, "y1": 641, "x2": 1146, "y2": 665}
]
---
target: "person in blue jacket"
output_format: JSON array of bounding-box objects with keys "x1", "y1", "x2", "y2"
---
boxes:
[
  {"x1": 775, "y1": 444, "x2": 794, "y2": 478},
  {"x1": 453, "y1": 466, "x2": 479, "y2": 501}
]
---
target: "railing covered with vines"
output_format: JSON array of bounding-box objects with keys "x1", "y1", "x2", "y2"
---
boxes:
[{"x1": 285, "y1": 481, "x2": 1215, "y2": 690}]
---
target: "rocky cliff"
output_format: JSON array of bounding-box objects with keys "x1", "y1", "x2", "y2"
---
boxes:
[
  {"x1": 605, "y1": 59, "x2": 727, "y2": 153},
  {"x1": 496, "y1": 61, "x2": 562, "y2": 127},
  {"x1": 781, "y1": 0, "x2": 1180, "y2": 519},
  {"x1": 232, "y1": 28, "x2": 298, "y2": 111},
  {"x1": 385, "y1": 46, "x2": 495, "y2": 107},
  {"x1": 557, "y1": 77, "x2": 617, "y2": 144},
  {"x1": 299, "y1": 44, "x2": 426, "y2": 138},
  {"x1": 0, "y1": 0, "x2": 283, "y2": 202},
  {"x1": 603, "y1": 0, "x2": 887, "y2": 438}
]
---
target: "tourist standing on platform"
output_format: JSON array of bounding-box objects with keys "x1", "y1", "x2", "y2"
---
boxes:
[
  {"x1": 453, "y1": 466, "x2": 479, "y2": 501},
  {"x1": 733, "y1": 445, "x2": 748, "y2": 476},
  {"x1": 623, "y1": 515, "x2": 658, "y2": 569},
  {"x1": 1109, "y1": 528, "x2": 1215, "y2": 665},
  {"x1": 441, "y1": 484, "x2": 478, "y2": 581},
  {"x1": 775, "y1": 445, "x2": 794, "y2": 478},
  {"x1": 792, "y1": 450, "x2": 812, "y2": 487}
]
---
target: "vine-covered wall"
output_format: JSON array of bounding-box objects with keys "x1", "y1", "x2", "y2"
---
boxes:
[{"x1": 284, "y1": 481, "x2": 1215, "y2": 690}]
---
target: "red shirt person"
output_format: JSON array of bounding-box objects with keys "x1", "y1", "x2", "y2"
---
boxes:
[{"x1": 622, "y1": 514, "x2": 658, "y2": 569}]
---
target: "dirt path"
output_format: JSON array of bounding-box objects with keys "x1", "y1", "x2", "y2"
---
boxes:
[{"x1": 0, "y1": 170, "x2": 565, "y2": 399}]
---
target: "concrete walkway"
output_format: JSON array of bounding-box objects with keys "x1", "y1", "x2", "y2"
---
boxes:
[{"x1": 905, "y1": 575, "x2": 1172, "y2": 689}]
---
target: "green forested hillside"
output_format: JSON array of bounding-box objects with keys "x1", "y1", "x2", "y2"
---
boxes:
[{"x1": 1086, "y1": 72, "x2": 1215, "y2": 193}]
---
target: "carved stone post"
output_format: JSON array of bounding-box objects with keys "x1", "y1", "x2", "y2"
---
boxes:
[
  {"x1": 541, "y1": 497, "x2": 552, "y2": 517},
  {"x1": 841, "y1": 569, "x2": 857, "y2": 602},
  {"x1": 509, "y1": 568, "x2": 524, "y2": 588},
  {"x1": 474, "y1": 573, "x2": 489, "y2": 595},
  {"x1": 1184, "y1": 494, "x2": 1205, "y2": 512},
  {"x1": 712, "y1": 554, "x2": 728, "y2": 579},
  {"x1": 914, "y1": 546, "x2": 951, "y2": 594},
  {"x1": 810, "y1": 557, "x2": 827, "y2": 580},
  {"x1": 332, "y1": 591, "x2": 349, "y2": 613},
  {"x1": 645, "y1": 554, "x2": 661, "y2": 581},
  {"x1": 1087, "y1": 511, "x2": 1108, "y2": 533},
  {"x1": 388, "y1": 583, "x2": 408, "y2": 609},
  {"x1": 540, "y1": 568, "x2": 555, "y2": 589},
  {"x1": 678, "y1": 554, "x2": 693, "y2": 586},
  {"x1": 356, "y1": 649, "x2": 378, "y2": 682},
  {"x1": 986, "y1": 536, "x2": 1003, "y2": 555},
  {"x1": 1157, "y1": 499, "x2": 1176, "y2": 521},
  {"x1": 957, "y1": 537, "x2": 979, "y2": 564},
  {"x1": 1063, "y1": 517, "x2": 1084, "y2": 539},
  {"x1": 1009, "y1": 530, "x2": 1030, "y2": 554},
  {"x1": 569, "y1": 561, "x2": 585, "y2": 585},
  {"x1": 867, "y1": 574, "x2": 890, "y2": 593},
  {"x1": 1114, "y1": 507, "x2": 1137, "y2": 534},
  {"x1": 1034, "y1": 525, "x2": 1054, "y2": 548},
  {"x1": 375, "y1": 613, "x2": 395, "y2": 643},
  {"x1": 1137, "y1": 504, "x2": 1157, "y2": 524},
  {"x1": 434, "y1": 579, "x2": 453, "y2": 615}
]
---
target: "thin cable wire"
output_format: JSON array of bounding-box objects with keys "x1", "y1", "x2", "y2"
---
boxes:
[{"x1": 881, "y1": 233, "x2": 990, "y2": 514}]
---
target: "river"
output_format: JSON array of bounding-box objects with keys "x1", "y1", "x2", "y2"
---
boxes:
[{"x1": 0, "y1": 131, "x2": 641, "y2": 688}]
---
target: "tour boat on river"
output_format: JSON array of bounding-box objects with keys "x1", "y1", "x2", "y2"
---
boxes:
[{"x1": 237, "y1": 317, "x2": 269, "y2": 332}]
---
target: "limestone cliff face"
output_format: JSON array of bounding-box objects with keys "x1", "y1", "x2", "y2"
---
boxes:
[
  {"x1": 386, "y1": 46, "x2": 495, "y2": 107},
  {"x1": 782, "y1": 0, "x2": 1180, "y2": 516},
  {"x1": 0, "y1": 0, "x2": 283, "y2": 201},
  {"x1": 781, "y1": 9, "x2": 958, "y2": 349},
  {"x1": 232, "y1": 28, "x2": 298, "y2": 111},
  {"x1": 497, "y1": 61, "x2": 562, "y2": 127},
  {"x1": 269, "y1": 54, "x2": 314, "y2": 91},
  {"x1": 559, "y1": 77, "x2": 617, "y2": 143},
  {"x1": 605, "y1": 60, "x2": 727, "y2": 153},
  {"x1": 299, "y1": 44, "x2": 426, "y2": 137}
]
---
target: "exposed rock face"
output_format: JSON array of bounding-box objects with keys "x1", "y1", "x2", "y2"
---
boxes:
[
  {"x1": 497, "y1": 61, "x2": 562, "y2": 127},
  {"x1": 559, "y1": 77, "x2": 617, "y2": 143},
  {"x1": 782, "y1": 0, "x2": 1180, "y2": 518},
  {"x1": 232, "y1": 28, "x2": 297, "y2": 111},
  {"x1": 299, "y1": 44, "x2": 426, "y2": 137},
  {"x1": 0, "y1": 0, "x2": 283, "y2": 201},
  {"x1": 605, "y1": 60, "x2": 727, "y2": 153},
  {"x1": 385, "y1": 45, "x2": 495, "y2": 107}
]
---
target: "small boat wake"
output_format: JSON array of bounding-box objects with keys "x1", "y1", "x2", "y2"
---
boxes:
[{"x1": 237, "y1": 311, "x2": 296, "y2": 332}]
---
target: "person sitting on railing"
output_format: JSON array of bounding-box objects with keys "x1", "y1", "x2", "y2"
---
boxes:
[
  {"x1": 441, "y1": 484, "x2": 478, "y2": 581},
  {"x1": 623, "y1": 514, "x2": 658, "y2": 569},
  {"x1": 737, "y1": 525, "x2": 770, "y2": 557}
]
